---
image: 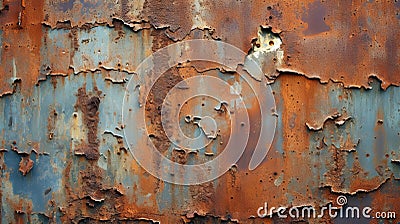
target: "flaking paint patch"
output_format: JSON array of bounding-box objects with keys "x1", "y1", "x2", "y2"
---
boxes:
[
  {"x1": 246, "y1": 26, "x2": 283, "y2": 81},
  {"x1": 0, "y1": 60, "x2": 398, "y2": 221},
  {"x1": 0, "y1": 1, "x2": 400, "y2": 222},
  {"x1": 305, "y1": 111, "x2": 341, "y2": 131}
]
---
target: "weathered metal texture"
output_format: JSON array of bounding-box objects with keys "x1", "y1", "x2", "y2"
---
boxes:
[{"x1": 0, "y1": 0, "x2": 399, "y2": 223}]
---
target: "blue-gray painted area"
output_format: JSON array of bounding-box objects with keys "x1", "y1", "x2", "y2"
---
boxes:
[
  {"x1": 0, "y1": 71, "x2": 133, "y2": 221},
  {"x1": 308, "y1": 78, "x2": 398, "y2": 192},
  {"x1": 4, "y1": 152, "x2": 59, "y2": 212},
  {"x1": 70, "y1": 26, "x2": 152, "y2": 74}
]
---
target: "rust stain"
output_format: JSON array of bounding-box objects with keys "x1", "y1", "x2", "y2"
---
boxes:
[
  {"x1": 0, "y1": 0, "x2": 44, "y2": 95},
  {"x1": 74, "y1": 86, "x2": 102, "y2": 160},
  {"x1": 18, "y1": 156, "x2": 33, "y2": 176},
  {"x1": 145, "y1": 67, "x2": 181, "y2": 153}
]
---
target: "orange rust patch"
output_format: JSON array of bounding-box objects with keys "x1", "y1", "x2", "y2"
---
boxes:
[
  {"x1": 74, "y1": 86, "x2": 102, "y2": 160},
  {"x1": 18, "y1": 156, "x2": 33, "y2": 176}
]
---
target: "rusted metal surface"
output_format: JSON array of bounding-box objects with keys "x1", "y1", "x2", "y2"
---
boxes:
[{"x1": 0, "y1": 0, "x2": 399, "y2": 223}]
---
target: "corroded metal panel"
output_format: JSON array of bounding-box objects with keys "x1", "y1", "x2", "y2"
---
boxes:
[{"x1": 0, "y1": 0, "x2": 399, "y2": 223}]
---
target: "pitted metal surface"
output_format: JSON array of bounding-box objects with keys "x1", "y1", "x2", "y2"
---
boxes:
[{"x1": 0, "y1": 0, "x2": 399, "y2": 223}]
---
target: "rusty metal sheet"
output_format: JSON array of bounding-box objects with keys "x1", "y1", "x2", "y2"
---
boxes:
[{"x1": 0, "y1": 0, "x2": 399, "y2": 223}]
